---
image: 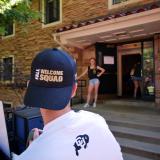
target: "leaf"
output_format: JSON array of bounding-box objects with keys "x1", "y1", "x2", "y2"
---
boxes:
[{"x1": 0, "y1": 0, "x2": 41, "y2": 35}]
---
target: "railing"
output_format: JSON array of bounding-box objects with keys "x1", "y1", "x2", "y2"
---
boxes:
[{"x1": 77, "y1": 80, "x2": 86, "y2": 103}]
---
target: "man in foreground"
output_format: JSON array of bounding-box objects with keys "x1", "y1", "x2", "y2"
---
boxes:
[{"x1": 17, "y1": 48, "x2": 123, "y2": 160}]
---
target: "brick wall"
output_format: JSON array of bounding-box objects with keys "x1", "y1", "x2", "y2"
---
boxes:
[
  {"x1": 76, "y1": 46, "x2": 96, "y2": 99},
  {"x1": 108, "y1": 0, "x2": 157, "y2": 14},
  {"x1": 0, "y1": 0, "x2": 157, "y2": 107}
]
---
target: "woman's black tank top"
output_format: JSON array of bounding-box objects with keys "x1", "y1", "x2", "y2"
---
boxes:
[{"x1": 88, "y1": 66, "x2": 98, "y2": 80}]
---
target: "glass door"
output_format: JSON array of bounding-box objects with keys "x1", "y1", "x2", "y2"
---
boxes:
[{"x1": 142, "y1": 41, "x2": 155, "y2": 100}]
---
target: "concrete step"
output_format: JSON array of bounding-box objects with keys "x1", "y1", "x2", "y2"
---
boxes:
[
  {"x1": 102, "y1": 100, "x2": 160, "y2": 117},
  {"x1": 73, "y1": 103, "x2": 160, "y2": 128},
  {"x1": 73, "y1": 103, "x2": 160, "y2": 159},
  {"x1": 117, "y1": 137, "x2": 160, "y2": 159},
  {"x1": 110, "y1": 125, "x2": 160, "y2": 145},
  {"x1": 103, "y1": 109, "x2": 160, "y2": 129},
  {"x1": 104, "y1": 100, "x2": 155, "y2": 108},
  {"x1": 107, "y1": 120, "x2": 160, "y2": 132},
  {"x1": 101, "y1": 109, "x2": 160, "y2": 123},
  {"x1": 123, "y1": 153, "x2": 153, "y2": 160},
  {"x1": 82, "y1": 110, "x2": 160, "y2": 124}
]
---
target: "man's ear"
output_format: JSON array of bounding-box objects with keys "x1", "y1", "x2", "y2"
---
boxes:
[{"x1": 71, "y1": 83, "x2": 77, "y2": 98}]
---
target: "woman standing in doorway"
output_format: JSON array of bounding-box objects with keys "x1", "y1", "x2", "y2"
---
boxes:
[
  {"x1": 77, "y1": 58, "x2": 105, "y2": 108},
  {"x1": 130, "y1": 61, "x2": 142, "y2": 98}
]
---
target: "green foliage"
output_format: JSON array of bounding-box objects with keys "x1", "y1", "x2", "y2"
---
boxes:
[{"x1": 0, "y1": 0, "x2": 41, "y2": 36}]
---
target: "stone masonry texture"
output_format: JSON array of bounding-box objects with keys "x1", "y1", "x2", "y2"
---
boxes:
[{"x1": 0, "y1": 0, "x2": 158, "y2": 107}]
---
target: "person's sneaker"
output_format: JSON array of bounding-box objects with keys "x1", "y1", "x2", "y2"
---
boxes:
[
  {"x1": 93, "y1": 103, "x2": 96, "y2": 108},
  {"x1": 83, "y1": 103, "x2": 89, "y2": 108}
]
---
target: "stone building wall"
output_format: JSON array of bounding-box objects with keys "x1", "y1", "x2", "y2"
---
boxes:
[
  {"x1": 0, "y1": 0, "x2": 157, "y2": 107},
  {"x1": 76, "y1": 46, "x2": 96, "y2": 100}
]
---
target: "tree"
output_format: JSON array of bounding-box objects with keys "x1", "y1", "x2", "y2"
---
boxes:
[{"x1": 0, "y1": 0, "x2": 40, "y2": 35}]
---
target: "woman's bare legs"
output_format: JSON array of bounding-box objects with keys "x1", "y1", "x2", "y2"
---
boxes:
[
  {"x1": 87, "y1": 83, "x2": 94, "y2": 104},
  {"x1": 138, "y1": 80, "x2": 143, "y2": 96},
  {"x1": 93, "y1": 82, "x2": 100, "y2": 107},
  {"x1": 84, "y1": 83, "x2": 94, "y2": 107},
  {"x1": 133, "y1": 80, "x2": 138, "y2": 98}
]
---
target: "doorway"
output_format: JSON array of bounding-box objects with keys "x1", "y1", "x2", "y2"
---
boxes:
[
  {"x1": 95, "y1": 43, "x2": 117, "y2": 94},
  {"x1": 118, "y1": 40, "x2": 155, "y2": 101},
  {"x1": 122, "y1": 54, "x2": 142, "y2": 97}
]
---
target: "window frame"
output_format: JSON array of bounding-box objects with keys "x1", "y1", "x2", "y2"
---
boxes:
[
  {"x1": 42, "y1": 0, "x2": 62, "y2": 28},
  {"x1": 3, "y1": 101, "x2": 13, "y2": 119},
  {"x1": 2, "y1": 23, "x2": 15, "y2": 39},
  {"x1": 108, "y1": 0, "x2": 143, "y2": 9},
  {"x1": 3, "y1": 101, "x2": 13, "y2": 108},
  {"x1": 0, "y1": 55, "x2": 15, "y2": 84}
]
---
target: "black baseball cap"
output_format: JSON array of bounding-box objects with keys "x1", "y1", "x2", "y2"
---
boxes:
[{"x1": 24, "y1": 48, "x2": 76, "y2": 110}]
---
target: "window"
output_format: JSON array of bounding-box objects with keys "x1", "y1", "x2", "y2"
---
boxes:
[
  {"x1": 3, "y1": 102, "x2": 12, "y2": 108},
  {"x1": 43, "y1": 0, "x2": 62, "y2": 27},
  {"x1": 113, "y1": 0, "x2": 126, "y2": 5},
  {"x1": 2, "y1": 23, "x2": 15, "y2": 38},
  {"x1": 142, "y1": 41, "x2": 155, "y2": 97},
  {"x1": 108, "y1": 0, "x2": 141, "y2": 9},
  {"x1": 3, "y1": 102, "x2": 13, "y2": 119},
  {"x1": 0, "y1": 56, "x2": 14, "y2": 82},
  {"x1": 5, "y1": 23, "x2": 13, "y2": 36}
]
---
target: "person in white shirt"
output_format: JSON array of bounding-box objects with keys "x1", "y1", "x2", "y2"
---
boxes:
[{"x1": 16, "y1": 48, "x2": 123, "y2": 160}]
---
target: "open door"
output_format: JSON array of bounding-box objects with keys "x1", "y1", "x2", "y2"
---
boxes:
[
  {"x1": 122, "y1": 54, "x2": 141, "y2": 97},
  {"x1": 95, "y1": 43, "x2": 117, "y2": 94}
]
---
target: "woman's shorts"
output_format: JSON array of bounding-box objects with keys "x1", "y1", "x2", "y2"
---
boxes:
[
  {"x1": 131, "y1": 76, "x2": 142, "y2": 81},
  {"x1": 89, "y1": 78, "x2": 100, "y2": 85}
]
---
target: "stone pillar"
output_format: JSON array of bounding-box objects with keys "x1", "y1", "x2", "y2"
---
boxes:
[
  {"x1": 117, "y1": 46, "x2": 122, "y2": 96},
  {"x1": 154, "y1": 34, "x2": 160, "y2": 108}
]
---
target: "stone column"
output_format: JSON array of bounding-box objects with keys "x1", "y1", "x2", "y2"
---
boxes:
[
  {"x1": 117, "y1": 46, "x2": 122, "y2": 96},
  {"x1": 154, "y1": 34, "x2": 160, "y2": 108}
]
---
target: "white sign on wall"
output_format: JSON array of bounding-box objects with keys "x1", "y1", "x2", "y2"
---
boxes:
[{"x1": 104, "y1": 56, "x2": 114, "y2": 65}]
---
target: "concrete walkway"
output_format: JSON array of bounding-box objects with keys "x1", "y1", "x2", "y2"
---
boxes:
[{"x1": 72, "y1": 99, "x2": 160, "y2": 160}]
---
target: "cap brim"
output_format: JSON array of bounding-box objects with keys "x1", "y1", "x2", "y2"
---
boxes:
[{"x1": 24, "y1": 83, "x2": 73, "y2": 110}]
